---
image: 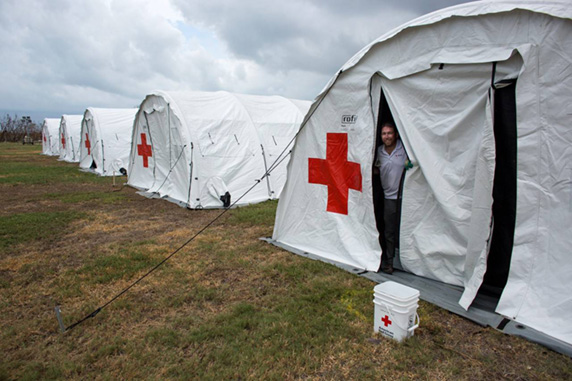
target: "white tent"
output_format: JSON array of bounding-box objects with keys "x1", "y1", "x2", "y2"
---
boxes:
[
  {"x1": 79, "y1": 108, "x2": 138, "y2": 176},
  {"x1": 58, "y1": 114, "x2": 83, "y2": 163},
  {"x1": 41, "y1": 118, "x2": 60, "y2": 156},
  {"x1": 127, "y1": 91, "x2": 310, "y2": 209},
  {"x1": 272, "y1": 1, "x2": 572, "y2": 347}
]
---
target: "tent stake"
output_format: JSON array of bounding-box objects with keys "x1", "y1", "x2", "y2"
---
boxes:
[{"x1": 54, "y1": 306, "x2": 66, "y2": 333}]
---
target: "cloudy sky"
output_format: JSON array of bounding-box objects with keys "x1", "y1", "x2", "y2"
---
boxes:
[{"x1": 0, "y1": 0, "x2": 472, "y2": 123}]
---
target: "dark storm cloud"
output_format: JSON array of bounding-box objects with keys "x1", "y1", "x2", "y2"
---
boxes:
[{"x1": 173, "y1": 0, "x2": 472, "y2": 76}]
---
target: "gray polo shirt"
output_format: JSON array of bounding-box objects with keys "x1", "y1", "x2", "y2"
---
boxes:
[{"x1": 376, "y1": 140, "x2": 406, "y2": 200}]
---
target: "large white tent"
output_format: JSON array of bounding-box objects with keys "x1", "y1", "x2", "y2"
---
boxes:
[
  {"x1": 58, "y1": 114, "x2": 83, "y2": 163},
  {"x1": 127, "y1": 91, "x2": 310, "y2": 209},
  {"x1": 79, "y1": 108, "x2": 138, "y2": 176},
  {"x1": 272, "y1": 1, "x2": 572, "y2": 347},
  {"x1": 41, "y1": 118, "x2": 60, "y2": 156}
]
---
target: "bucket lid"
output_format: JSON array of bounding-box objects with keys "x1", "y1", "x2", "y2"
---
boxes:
[{"x1": 374, "y1": 281, "x2": 420, "y2": 302}]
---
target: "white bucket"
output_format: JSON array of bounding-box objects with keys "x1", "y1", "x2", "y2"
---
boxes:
[{"x1": 373, "y1": 281, "x2": 420, "y2": 342}]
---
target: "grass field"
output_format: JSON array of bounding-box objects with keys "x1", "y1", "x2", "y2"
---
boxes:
[{"x1": 1, "y1": 143, "x2": 571, "y2": 380}]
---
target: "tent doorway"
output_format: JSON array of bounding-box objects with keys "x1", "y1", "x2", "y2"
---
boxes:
[
  {"x1": 372, "y1": 88, "x2": 401, "y2": 270},
  {"x1": 478, "y1": 79, "x2": 518, "y2": 301},
  {"x1": 372, "y1": 74, "x2": 518, "y2": 288}
]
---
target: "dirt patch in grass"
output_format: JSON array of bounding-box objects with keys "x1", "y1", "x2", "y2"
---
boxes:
[{"x1": 1, "y1": 143, "x2": 571, "y2": 379}]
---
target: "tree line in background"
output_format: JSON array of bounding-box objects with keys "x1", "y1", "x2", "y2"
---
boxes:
[{"x1": 0, "y1": 114, "x2": 42, "y2": 143}]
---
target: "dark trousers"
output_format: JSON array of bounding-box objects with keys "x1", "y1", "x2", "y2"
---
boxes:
[{"x1": 383, "y1": 198, "x2": 398, "y2": 261}]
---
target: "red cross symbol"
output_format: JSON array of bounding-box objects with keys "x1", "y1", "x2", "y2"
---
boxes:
[
  {"x1": 308, "y1": 133, "x2": 362, "y2": 215},
  {"x1": 84, "y1": 133, "x2": 91, "y2": 155},
  {"x1": 61, "y1": 133, "x2": 66, "y2": 149},
  {"x1": 43, "y1": 134, "x2": 47, "y2": 142},
  {"x1": 381, "y1": 315, "x2": 392, "y2": 327},
  {"x1": 137, "y1": 133, "x2": 152, "y2": 168}
]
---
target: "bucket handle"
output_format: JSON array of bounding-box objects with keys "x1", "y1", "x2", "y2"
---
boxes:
[
  {"x1": 407, "y1": 312, "x2": 420, "y2": 333},
  {"x1": 379, "y1": 301, "x2": 419, "y2": 332}
]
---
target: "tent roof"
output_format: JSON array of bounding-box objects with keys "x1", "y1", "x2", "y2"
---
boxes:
[
  {"x1": 84, "y1": 107, "x2": 137, "y2": 122},
  {"x1": 144, "y1": 90, "x2": 309, "y2": 126},
  {"x1": 315, "y1": 0, "x2": 572, "y2": 98},
  {"x1": 43, "y1": 118, "x2": 60, "y2": 132},
  {"x1": 346, "y1": 0, "x2": 572, "y2": 70},
  {"x1": 83, "y1": 107, "x2": 137, "y2": 140},
  {"x1": 61, "y1": 114, "x2": 83, "y2": 127}
]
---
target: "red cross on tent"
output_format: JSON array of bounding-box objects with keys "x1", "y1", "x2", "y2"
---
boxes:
[
  {"x1": 84, "y1": 133, "x2": 91, "y2": 155},
  {"x1": 381, "y1": 315, "x2": 392, "y2": 327},
  {"x1": 43, "y1": 134, "x2": 46, "y2": 142},
  {"x1": 308, "y1": 133, "x2": 362, "y2": 215},
  {"x1": 61, "y1": 133, "x2": 66, "y2": 149},
  {"x1": 137, "y1": 133, "x2": 152, "y2": 168}
]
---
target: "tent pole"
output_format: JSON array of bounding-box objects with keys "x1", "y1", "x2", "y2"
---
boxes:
[
  {"x1": 260, "y1": 144, "x2": 272, "y2": 198},
  {"x1": 187, "y1": 143, "x2": 194, "y2": 208}
]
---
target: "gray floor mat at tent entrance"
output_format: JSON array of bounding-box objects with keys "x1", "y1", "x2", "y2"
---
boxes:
[{"x1": 261, "y1": 237, "x2": 572, "y2": 357}]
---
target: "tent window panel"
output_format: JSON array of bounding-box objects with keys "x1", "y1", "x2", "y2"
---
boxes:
[
  {"x1": 168, "y1": 112, "x2": 184, "y2": 168},
  {"x1": 196, "y1": 119, "x2": 254, "y2": 157},
  {"x1": 257, "y1": 123, "x2": 299, "y2": 161}
]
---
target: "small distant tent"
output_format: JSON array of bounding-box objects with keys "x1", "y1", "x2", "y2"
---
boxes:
[
  {"x1": 41, "y1": 118, "x2": 60, "y2": 156},
  {"x1": 128, "y1": 90, "x2": 310, "y2": 209},
  {"x1": 79, "y1": 108, "x2": 138, "y2": 176},
  {"x1": 58, "y1": 114, "x2": 83, "y2": 163},
  {"x1": 272, "y1": 1, "x2": 572, "y2": 347}
]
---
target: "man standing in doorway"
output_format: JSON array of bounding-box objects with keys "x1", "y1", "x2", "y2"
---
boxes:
[{"x1": 375, "y1": 122, "x2": 407, "y2": 274}]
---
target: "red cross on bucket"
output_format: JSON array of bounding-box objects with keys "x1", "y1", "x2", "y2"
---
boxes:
[
  {"x1": 382, "y1": 315, "x2": 392, "y2": 327},
  {"x1": 61, "y1": 133, "x2": 66, "y2": 149},
  {"x1": 84, "y1": 133, "x2": 91, "y2": 155},
  {"x1": 137, "y1": 133, "x2": 152, "y2": 168},
  {"x1": 308, "y1": 133, "x2": 362, "y2": 215}
]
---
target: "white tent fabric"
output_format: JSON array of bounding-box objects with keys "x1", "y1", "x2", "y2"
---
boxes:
[
  {"x1": 41, "y1": 118, "x2": 60, "y2": 156},
  {"x1": 127, "y1": 91, "x2": 311, "y2": 209},
  {"x1": 58, "y1": 115, "x2": 83, "y2": 163},
  {"x1": 273, "y1": 1, "x2": 572, "y2": 346},
  {"x1": 79, "y1": 108, "x2": 137, "y2": 176}
]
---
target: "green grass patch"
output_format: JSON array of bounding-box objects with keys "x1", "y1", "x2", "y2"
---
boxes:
[
  {"x1": 78, "y1": 246, "x2": 158, "y2": 284},
  {"x1": 0, "y1": 161, "x2": 111, "y2": 185},
  {"x1": 0, "y1": 143, "x2": 41, "y2": 156},
  {"x1": 18, "y1": 361, "x2": 64, "y2": 381},
  {"x1": 227, "y1": 200, "x2": 278, "y2": 226},
  {"x1": 0, "y1": 211, "x2": 86, "y2": 253},
  {"x1": 145, "y1": 327, "x2": 181, "y2": 348},
  {"x1": 0, "y1": 143, "x2": 114, "y2": 185},
  {"x1": 171, "y1": 279, "x2": 366, "y2": 378},
  {"x1": 165, "y1": 284, "x2": 223, "y2": 309},
  {"x1": 84, "y1": 336, "x2": 128, "y2": 364}
]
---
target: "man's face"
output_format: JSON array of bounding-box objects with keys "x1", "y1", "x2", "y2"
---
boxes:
[{"x1": 381, "y1": 126, "x2": 397, "y2": 148}]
